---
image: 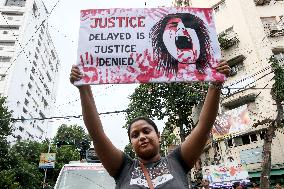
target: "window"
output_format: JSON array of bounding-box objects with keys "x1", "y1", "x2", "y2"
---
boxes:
[
  {"x1": 0, "y1": 56, "x2": 11, "y2": 62},
  {"x1": 38, "y1": 39, "x2": 41, "y2": 46},
  {"x1": 274, "y1": 52, "x2": 284, "y2": 66},
  {"x1": 35, "y1": 53, "x2": 38, "y2": 60},
  {"x1": 250, "y1": 134, "x2": 258, "y2": 142},
  {"x1": 228, "y1": 139, "x2": 233, "y2": 147},
  {"x1": 241, "y1": 135, "x2": 250, "y2": 145},
  {"x1": 260, "y1": 131, "x2": 266, "y2": 140},
  {"x1": 234, "y1": 137, "x2": 243, "y2": 146},
  {"x1": 31, "y1": 67, "x2": 35, "y2": 74},
  {"x1": 261, "y1": 16, "x2": 284, "y2": 37},
  {"x1": 228, "y1": 55, "x2": 246, "y2": 76},
  {"x1": 20, "y1": 116, "x2": 25, "y2": 123},
  {"x1": 51, "y1": 50, "x2": 56, "y2": 59},
  {"x1": 32, "y1": 2, "x2": 38, "y2": 17},
  {"x1": 1, "y1": 12, "x2": 23, "y2": 16},
  {"x1": 0, "y1": 42, "x2": 15, "y2": 46},
  {"x1": 24, "y1": 98, "x2": 29, "y2": 106},
  {"x1": 23, "y1": 107, "x2": 27, "y2": 113},
  {"x1": 46, "y1": 71, "x2": 52, "y2": 81},
  {"x1": 33, "y1": 60, "x2": 37, "y2": 67},
  {"x1": 213, "y1": 1, "x2": 226, "y2": 14},
  {"x1": 36, "y1": 47, "x2": 40, "y2": 53},
  {"x1": 28, "y1": 82, "x2": 32, "y2": 89},
  {"x1": 0, "y1": 75, "x2": 6, "y2": 81},
  {"x1": 39, "y1": 34, "x2": 43, "y2": 40},
  {"x1": 5, "y1": 0, "x2": 26, "y2": 7},
  {"x1": 3, "y1": 31, "x2": 8, "y2": 34},
  {"x1": 19, "y1": 125, "x2": 24, "y2": 131}
]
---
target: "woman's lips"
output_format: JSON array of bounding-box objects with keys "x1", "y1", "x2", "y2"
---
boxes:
[{"x1": 140, "y1": 142, "x2": 149, "y2": 147}]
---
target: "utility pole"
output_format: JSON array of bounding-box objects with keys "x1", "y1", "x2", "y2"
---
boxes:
[{"x1": 42, "y1": 140, "x2": 51, "y2": 189}]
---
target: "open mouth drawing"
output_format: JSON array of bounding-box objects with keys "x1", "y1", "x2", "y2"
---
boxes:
[{"x1": 175, "y1": 36, "x2": 193, "y2": 50}]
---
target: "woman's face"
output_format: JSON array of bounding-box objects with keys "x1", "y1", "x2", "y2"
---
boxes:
[
  {"x1": 163, "y1": 17, "x2": 200, "y2": 64},
  {"x1": 129, "y1": 120, "x2": 160, "y2": 160}
]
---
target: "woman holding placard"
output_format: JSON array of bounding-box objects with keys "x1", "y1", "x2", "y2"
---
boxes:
[{"x1": 70, "y1": 61, "x2": 230, "y2": 189}]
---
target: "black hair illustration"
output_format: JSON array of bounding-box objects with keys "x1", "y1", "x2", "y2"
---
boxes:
[{"x1": 150, "y1": 13, "x2": 212, "y2": 74}]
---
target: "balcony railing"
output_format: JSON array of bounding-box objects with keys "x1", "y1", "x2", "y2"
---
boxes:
[
  {"x1": 218, "y1": 32, "x2": 239, "y2": 50},
  {"x1": 269, "y1": 24, "x2": 284, "y2": 37},
  {"x1": 254, "y1": 0, "x2": 271, "y2": 5}
]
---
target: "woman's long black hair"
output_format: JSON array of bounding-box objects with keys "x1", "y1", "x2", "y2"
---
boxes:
[{"x1": 150, "y1": 13, "x2": 212, "y2": 74}]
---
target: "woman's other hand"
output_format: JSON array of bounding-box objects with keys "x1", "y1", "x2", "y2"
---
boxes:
[
  {"x1": 216, "y1": 60, "x2": 231, "y2": 78},
  {"x1": 70, "y1": 65, "x2": 83, "y2": 86}
]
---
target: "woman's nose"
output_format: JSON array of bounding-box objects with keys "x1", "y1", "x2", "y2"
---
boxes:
[{"x1": 139, "y1": 133, "x2": 146, "y2": 141}]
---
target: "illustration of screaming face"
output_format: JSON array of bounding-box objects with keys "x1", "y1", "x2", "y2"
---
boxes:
[{"x1": 163, "y1": 17, "x2": 200, "y2": 64}]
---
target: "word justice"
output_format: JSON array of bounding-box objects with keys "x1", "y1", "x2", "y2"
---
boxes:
[
  {"x1": 90, "y1": 16, "x2": 145, "y2": 28},
  {"x1": 94, "y1": 45, "x2": 136, "y2": 53}
]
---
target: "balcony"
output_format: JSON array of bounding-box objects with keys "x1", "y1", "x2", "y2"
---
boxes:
[
  {"x1": 218, "y1": 31, "x2": 239, "y2": 50},
  {"x1": 222, "y1": 89, "x2": 257, "y2": 109},
  {"x1": 228, "y1": 55, "x2": 246, "y2": 76},
  {"x1": 254, "y1": 0, "x2": 271, "y2": 5},
  {"x1": 269, "y1": 24, "x2": 284, "y2": 37}
]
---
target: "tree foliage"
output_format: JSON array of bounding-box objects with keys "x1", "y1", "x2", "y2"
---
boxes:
[
  {"x1": 53, "y1": 124, "x2": 91, "y2": 149},
  {"x1": 256, "y1": 56, "x2": 284, "y2": 188},
  {"x1": 270, "y1": 56, "x2": 284, "y2": 102},
  {"x1": 126, "y1": 82, "x2": 207, "y2": 143},
  {"x1": 124, "y1": 143, "x2": 136, "y2": 159}
]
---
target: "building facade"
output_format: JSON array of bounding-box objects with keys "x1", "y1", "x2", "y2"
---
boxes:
[
  {"x1": 172, "y1": 0, "x2": 192, "y2": 7},
  {"x1": 0, "y1": 0, "x2": 59, "y2": 141},
  {"x1": 188, "y1": 0, "x2": 284, "y2": 185}
]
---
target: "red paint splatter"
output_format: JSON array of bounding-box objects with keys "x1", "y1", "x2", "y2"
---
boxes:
[
  {"x1": 194, "y1": 70, "x2": 206, "y2": 81},
  {"x1": 203, "y1": 10, "x2": 213, "y2": 24}
]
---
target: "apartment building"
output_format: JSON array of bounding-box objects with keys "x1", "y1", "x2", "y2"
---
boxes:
[
  {"x1": 0, "y1": 0, "x2": 60, "y2": 141},
  {"x1": 172, "y1": 0, "x2": 192, "y2": 6},
  {"x1": 188, "y1": 0, "x2": 284, "y2": 185}
]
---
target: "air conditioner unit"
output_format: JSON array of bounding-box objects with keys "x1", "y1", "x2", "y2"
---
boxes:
[
  {"x1": 269, "y1": 24, "x2": 284, "y2": 36},
  {"x1": 230, "y1": 67, "x2": 238, "y2": 76},
  {"x1": 270, "y1": 24, "x2": 283, "y2": 32},
  {"x1": 254, "y1": 0, "x2": 265, "y2": 5}
]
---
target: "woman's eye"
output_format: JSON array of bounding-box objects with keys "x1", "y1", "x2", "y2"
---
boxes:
[
  {"x1": 144, "y1": 129, "x2": 151, "y2": 134},
  {"x1": 131, "y1": 133, "x2": 138, "y2": 138}
]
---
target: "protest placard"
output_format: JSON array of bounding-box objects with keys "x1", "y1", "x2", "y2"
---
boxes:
[{"x1": 75, "y1": 7, "x2": 225, "y2": 85}]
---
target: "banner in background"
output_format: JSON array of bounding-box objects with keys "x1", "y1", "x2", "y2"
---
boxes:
[
  {"x1": 39, "y1": 153, "x2": 56, "y2": 169},
  {"x1": 212, "y1": 105, "x2": 251, "y2": 140},
  {"x1": 202, "y1": 162, "x2": 250, "y2": 188},
  {"x1": 75, "y1": 7, "x2": 225, "y2": 85}
]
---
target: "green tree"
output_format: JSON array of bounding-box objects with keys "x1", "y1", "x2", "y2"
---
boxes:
[
  {"x1": 53, "y1": 124, "x2": 91, "y2": 149},
  {"x1": 126, "y1": 82, "x2": 206, "y2": 143},
  {"x1": 52, "y1": 124, "x2": 91, "y2": 184},
  {"x1": 253, "y1": 56, "x2": 284, "y2": 188},
  {"x1": 8, "y1": 140, "x2": 52, "y2": 189},
  {"x1": 124, "y1": 143, "x2": 136, "y2": 159},
  {"x1": 0, "y1": 96, "x2": 19, "y2": 188}
]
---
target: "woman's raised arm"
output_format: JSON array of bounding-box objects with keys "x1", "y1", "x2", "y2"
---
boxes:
[
  {"x1": 180, "y1": 61, "x2": 230, "y2": 168},
  {"x1": 70, "y1": 65, "x2": 124, "y2": 177}
]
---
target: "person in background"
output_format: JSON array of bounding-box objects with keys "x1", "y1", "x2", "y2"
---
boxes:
[
  {"x1": 275, "y1": 183, "x2": 283, "y2": 189},
  {"x1": 201, "y1": 179, "x2": 210, "y2": 189},
  {"x1": 251, "y1": 182, "x2": 259, "y2": 189},
  {"x1": 233, "y1": 182, "x2": 243, "y2": 189},
  {"x1": 70, "y1": 61, "x2": 230, "y2": 188}
]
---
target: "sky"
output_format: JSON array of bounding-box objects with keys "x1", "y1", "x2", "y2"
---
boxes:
[{"x1": 45, "y1": 0, "x2": 173, "y2": 150}]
